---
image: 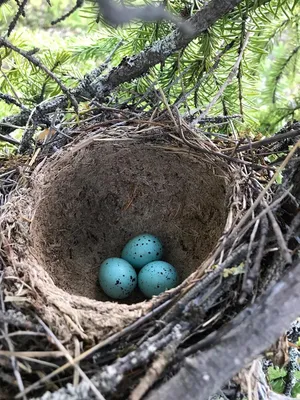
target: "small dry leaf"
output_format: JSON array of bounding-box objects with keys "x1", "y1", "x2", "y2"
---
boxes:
[
  {"x1": 36, "y1": 128, "x2": 56, "y2": 142},
  {"x1": 266, "y1": 334, "x2": 289, "y2": 367}
]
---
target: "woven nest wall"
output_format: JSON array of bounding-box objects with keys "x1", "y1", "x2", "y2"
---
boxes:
[{"x1": 1, "y1": 131, "x2": 236, "y2": 343}]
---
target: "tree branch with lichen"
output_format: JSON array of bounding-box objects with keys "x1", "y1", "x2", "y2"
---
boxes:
[{"x1": 0, "y1": 0, "x2": 244, "y2": 137}]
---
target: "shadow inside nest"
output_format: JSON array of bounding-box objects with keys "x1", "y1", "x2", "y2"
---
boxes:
[{"x1": 31, "y1": 140, "x2": 228, "y2": 303}]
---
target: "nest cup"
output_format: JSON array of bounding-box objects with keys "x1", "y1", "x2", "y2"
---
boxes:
[{"x1": 2, "y1": 134, "x2": 232, "y2": 342}]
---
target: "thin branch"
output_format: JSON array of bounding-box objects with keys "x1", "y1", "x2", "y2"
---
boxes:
[
  {"x1": 284, "y1": 347, "x2": 299, "y2": 396},
  {"x1": 239, "y1": 214, "x2": 269, "y2": 302},
  {"x1": 19, "y1": 125, "x2": 36, "y2": 153},
  {"x1": 222, "y1": 122, "x2": 300, "y2": 154},
  {"x1": 0, "y1": 36, "x2": 78, "y2": 112},
  {"x1": 192, "y1": 114, "x2": 242, "y2": 125},
  {"x1": 240, "y1": 218, "x2": 260, "y2": 296},
  {"x1": 193, "y1": 31, "x2": 251, "y2": 122},
  {"x1": 0, "y1": 92, "x2": 28, "y2": 111},
  {"x1": 0, "y1": 133, "x2": 20, "y2": 146},
  {"x1": 7, "y1": 0, "x2": 28, "y2": 36},
  {"x1": 267, "y1": 208, "x2": 292, "y2": 266},
  {"x1": 51, "y1": 0, "x2": 84, "y2": 25}
]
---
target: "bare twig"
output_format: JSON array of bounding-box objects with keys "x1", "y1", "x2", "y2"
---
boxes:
[
  {"x1": 19, "y1": 125, "x2": 36, "y2": 153},
  {"x1": 240, "y1": 217, "x2": 259, "y2": 298},
  {"x1": 239, "y1": 215, "x2": 269, "y2": 302},
  {"x1": 284, "y1": 347, "x2": 299, "y2": 396},
  {"x1": 223, "y1": 123, "x2": 300, "y2": 154},
  {"x1": 193, "y1": 114, "x2": 242, "y2": 125},
  {"x1": 73, "y1": 337, "x2": 81, "y2": 387},
  {"x1": 51, "y1": 0, "x2": 84, "y2": 25},
  {"x1": 0, "y1": 133, "x2": 20, "y2": 146},
  {"x1": 267, "y1": 208, "x2": 292, "y2": 265},
  {"x1": 0, "y1": 351, "x2": 64, "y2": 358},
  {"x1": 0, "y1": 92, "x2": 28, "y2": 111},
  {"x1": 231, "y1": 188, "x2": 291, "y2": 252}
]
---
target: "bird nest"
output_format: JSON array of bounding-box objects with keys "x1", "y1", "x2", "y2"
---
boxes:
[
  {"x1": 1, "y1": 112, "x2": 298, "y2": 400},
  {"x1": 1, "y1": 119, "x2": 236, "y2": 343}
]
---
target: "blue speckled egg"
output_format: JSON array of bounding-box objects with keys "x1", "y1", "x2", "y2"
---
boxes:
[
  {"x1": 99, "y1": 258, "x2": 137, "y2": 299},
  {"x1": 138, "y1": 261, "x2": 178, "y2": 298},
  {"x1": 121, "y1": 234, "x2": 163, "y2": 269}
]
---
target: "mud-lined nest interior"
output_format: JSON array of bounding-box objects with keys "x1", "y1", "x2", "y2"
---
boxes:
[{"x1": 30, "y1": 141, "x2": 229, "y2": 304}]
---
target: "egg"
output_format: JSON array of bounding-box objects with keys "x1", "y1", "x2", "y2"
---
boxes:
[
  {"x1": 99, "y1": 258, "x2": 137, "y2": 299},
  {"x1": 138, "y1": 261, "x2": 178, "y2": 298},
  {"x1": 121, "y1": 234, "x2": 163, "y2": 269}
]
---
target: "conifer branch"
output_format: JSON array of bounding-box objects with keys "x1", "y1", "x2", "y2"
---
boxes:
[
  {"x1": 0, "y1": 36, "x2": 78, "y2": 112},
  {"x1": 0, "y1": 0, "x2": 245, "y2": 136}
]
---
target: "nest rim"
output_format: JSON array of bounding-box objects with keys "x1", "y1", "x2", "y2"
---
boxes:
[{"x1": 1, "y1": 128, "x2": 241, "y2": 344}]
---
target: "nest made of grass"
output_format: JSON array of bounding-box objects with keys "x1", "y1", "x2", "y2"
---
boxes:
[
  {"x1": 0, "y1": 118, "x2": 243, "y2": 344},
  {"x1": 2, "y1": 113, "x2": 297, "y2": 400}
]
